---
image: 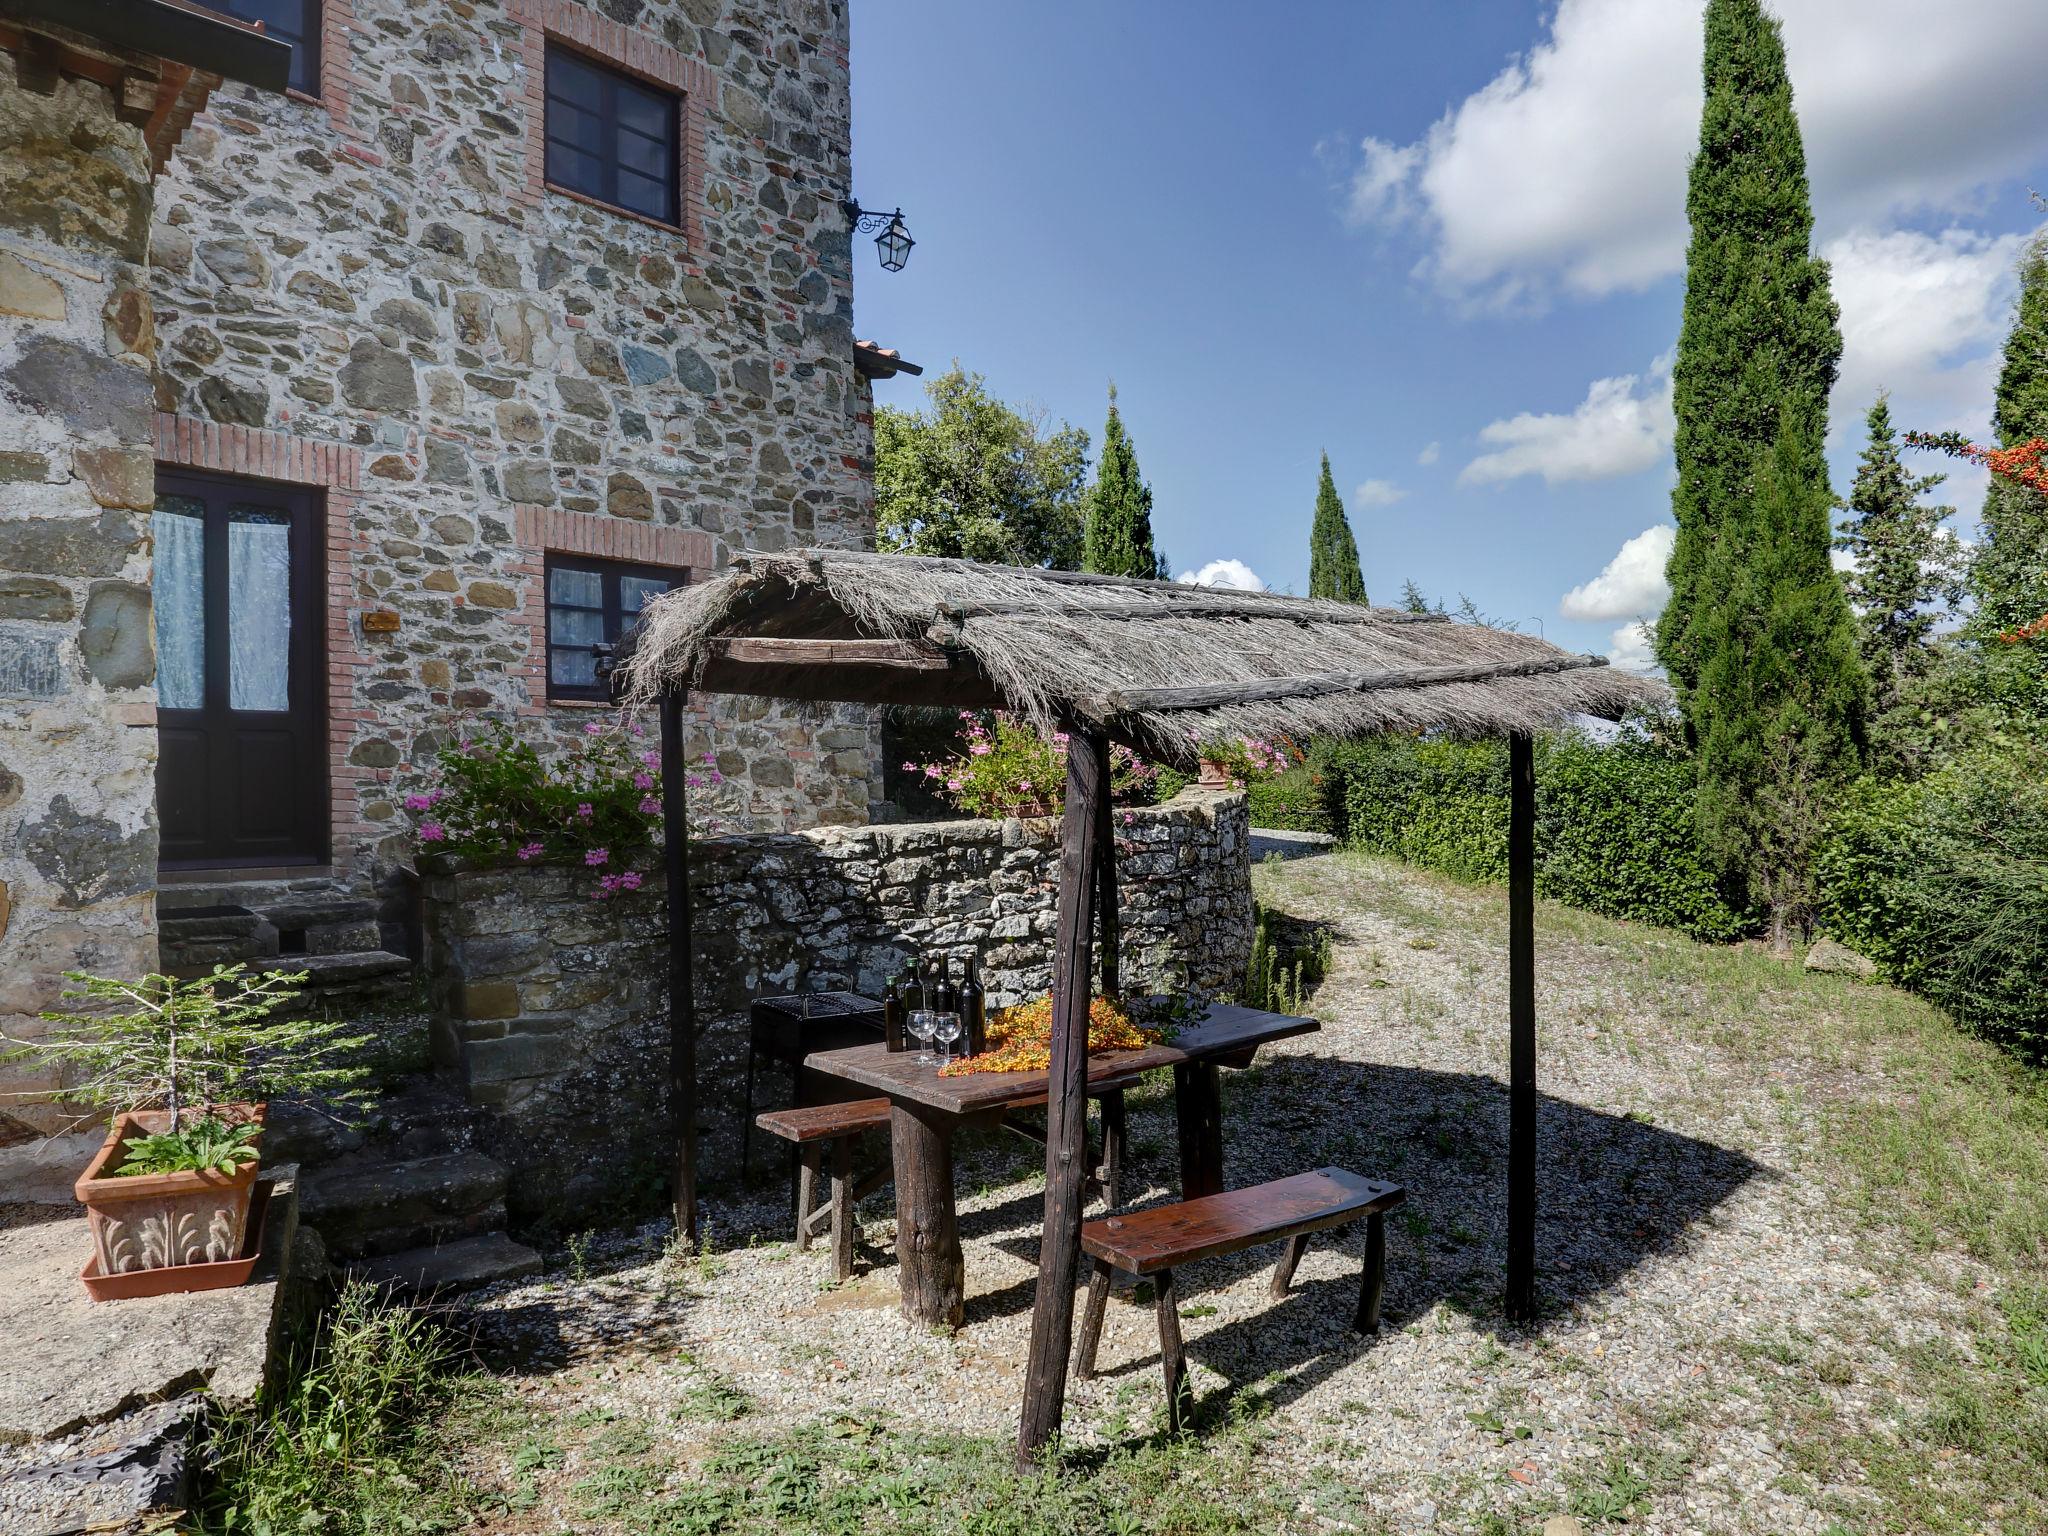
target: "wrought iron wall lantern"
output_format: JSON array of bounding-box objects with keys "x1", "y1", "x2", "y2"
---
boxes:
[{"x1": 844, "y1": 200, "x2": 914, "y2": 272}]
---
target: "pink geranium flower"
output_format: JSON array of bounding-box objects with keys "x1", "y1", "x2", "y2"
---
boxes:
[
  {"x1": 618, "y1": 870, "x2": 643, "y2": 892},
  {"x1": 403, "y1": 793, "x2": 435, "y2": 813},
  {"x1": 576, "y1": 802, "x2": 593, "y2": 819},
  {"x1": 419, "y1": 822, "x2": 446, "y2": 843},
  {"x1": 585, "y1": 847, "x2": 609, "y2": 866},
  {"x1": 584, "y1": 722, "x2": 603, "y2": 736},
  {"x1": 639, "y1": 796, "x2": 660, "y2": 814},
  {"x1": 641, "y1": 750, "x2": 660, "y2": 768},
  {"x1": 633, "y1": 772, "x2": 654, "y2": 790},
  {"x1": 516, "y1": 841, "x2": 545, "y2": 861}
]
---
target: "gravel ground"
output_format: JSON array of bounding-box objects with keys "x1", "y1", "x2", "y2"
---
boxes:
[{"x1": 448, "y1": 852, "x2": 2008, "y2": 1533}]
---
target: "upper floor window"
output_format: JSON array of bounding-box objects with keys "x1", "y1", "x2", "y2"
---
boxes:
[
  {"x1": 545, "y1": 553, "x2": 683, "y2": 702},
  {"x1": 196, "y1": 0, "x2": 321, "y2": 95},
  {"x1": 544, "y1": 44, "x2": 680, "y2": 227}
]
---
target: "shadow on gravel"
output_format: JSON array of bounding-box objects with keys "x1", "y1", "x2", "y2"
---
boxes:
[{"x1": 992, "y1": 1049, "x2": 1766, "y2": 1419}]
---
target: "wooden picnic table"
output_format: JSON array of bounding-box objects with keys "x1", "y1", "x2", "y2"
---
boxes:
[{"x1": 804, "y1": 1002, "x2": 1320, "y2": 1327}]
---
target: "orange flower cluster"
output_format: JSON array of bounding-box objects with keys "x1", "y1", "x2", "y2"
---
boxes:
[
  {"x1": 1905, "y1": 431, "x2": 2048, "y2": 497},
  {"x1": 2000, "y1": 611, "x2": 2048, "y2": 646},
  {"x1": 938, "y1": 994, "x2": 1164, "y2": 1076}
]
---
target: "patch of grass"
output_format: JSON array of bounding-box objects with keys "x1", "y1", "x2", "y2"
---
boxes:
[{"x1": 199, "y1": 1281, "x2": 490, "y2": 1534}]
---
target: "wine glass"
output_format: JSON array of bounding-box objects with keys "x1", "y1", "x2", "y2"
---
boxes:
[
  {"x1": 931, "y1": 1010, "x2": 962, "y2": 1066},
  {"x1": 908, "y1": 1009, "x2": 937, "y2": 1065}
]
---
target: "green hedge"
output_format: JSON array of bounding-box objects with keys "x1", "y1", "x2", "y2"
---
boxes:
[
  {"x1": 1245, "y1": 766, "x2": 1333, "y2": 835},
  {"x1": 1310, "y1": 732, "x2": 1750, "y2": 942},
  {"x1": 1815, "y1": 750, "x2": 2048, "y2": 1055}
]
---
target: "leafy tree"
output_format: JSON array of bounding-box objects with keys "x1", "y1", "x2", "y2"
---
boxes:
[
  {"x1": 1398, "y1": 577, "x2": 1437, "y2": 615},
  {"x1": 1082, "y1": 384, "x2": 1163, "y2": 578},
  {"x1": 1659, "y1": 0, "x2": 1843, "y2": 709},
  {"x1": 1307, "y1": 453, "x2": 1367, "y2": 603},
  {"x1": 1691, "y1": 415, "x2": 1867, "y2": 944},
  {"x1": 874, "y1": 364, "x2": 1089, "y2": 568},
  {"x1": 1836, "y1": 393, "x2": 1960, "y2": 722},
  {"x1": 1967, "y1": 238, "x2": 2048, "y2": 641}
]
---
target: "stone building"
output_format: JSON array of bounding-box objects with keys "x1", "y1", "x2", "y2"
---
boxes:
[{"x1": 1, "y1": 0, "x2": 911, "y2": 1133}]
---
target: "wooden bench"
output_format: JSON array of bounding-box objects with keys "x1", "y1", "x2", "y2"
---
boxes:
[
  {"x1": 1075, "y1": 1167, "x2": 1407, "y2": 1428},
  {"x1": 754, "y1": 1098, "x2": 893, "y2": 1281}
]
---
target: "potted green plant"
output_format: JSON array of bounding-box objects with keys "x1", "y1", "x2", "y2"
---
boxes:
[{"x1": 1, "y1": 965, "x2": 371, "y2": 1298}]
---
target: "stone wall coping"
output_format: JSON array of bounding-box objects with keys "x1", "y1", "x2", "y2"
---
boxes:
[{"x1": 414, "y1": 787, "x2": 1245, "y2": 878}]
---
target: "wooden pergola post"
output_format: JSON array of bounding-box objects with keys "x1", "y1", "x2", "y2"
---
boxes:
[
  {"x1": 1504, "y1": 731, "x2": 1536, "y2": 1321},
  {"x1": 1017, "y1": 726, "x2": 1105, "y2": 1465},
  {"x1": 661, "y1": 688, "x2": 699, "y2": 1248},
  {"x1": 1093, "y1": 732, "x2": 1119, "y2": 997}
]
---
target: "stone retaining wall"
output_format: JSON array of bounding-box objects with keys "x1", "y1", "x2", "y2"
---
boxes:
[{"x1": 420, "y1": 788, "x2": 1253, "y2": 1224}]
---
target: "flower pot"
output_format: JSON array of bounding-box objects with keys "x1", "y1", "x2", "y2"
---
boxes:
[
  {"x1": 1197, "y1": 759, "x2": 1232, "y2": 789},
  {"x1": 73, "y1": 1104, "x2": 266, "y2": 1294}
]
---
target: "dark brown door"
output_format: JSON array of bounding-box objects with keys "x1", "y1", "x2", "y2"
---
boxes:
[{"x1": 153, "y1": 469, "x2": 328, "y2": 869}]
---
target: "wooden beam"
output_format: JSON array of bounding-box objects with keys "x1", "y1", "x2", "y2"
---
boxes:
[
  {"x1": 1093, "y1": 732, "x2": 1118, "y2": 999},
  {"x1": 708, "y1": 636, "x2": 958, "y2": 671},
  {"x1": 1505, "y1": 731, "x2": 1537, "y2": 1322},
  {"x1": 661, "y1": 692, "x2": 698, "y2": 1250},
  {"x1": 1104, "y1": 652, "x2": 1607, "y2": 715},
  {"x1": 1017, "y1": 728, "x2": 1104, "y2": 1466}
]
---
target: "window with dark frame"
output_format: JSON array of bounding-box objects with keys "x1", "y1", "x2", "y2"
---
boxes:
[
  {"x1": 193, "y1": 0, "x2": 321, "y2": 95},
  {"x1": 544, "y1": 43, "x2": 681, "y2": 226},
  {"x1": 545, "y1": 553, "x2": 684, "y2": 702}
]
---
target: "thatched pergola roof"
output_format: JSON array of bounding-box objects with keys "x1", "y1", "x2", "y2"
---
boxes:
[{"x1": 623, "y1": 548, "x2": 1662, "y2": 760}]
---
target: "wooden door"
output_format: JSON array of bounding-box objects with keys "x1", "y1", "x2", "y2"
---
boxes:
[{"x1": 153, "y1": 469, "x2": 328, "y2": 869}]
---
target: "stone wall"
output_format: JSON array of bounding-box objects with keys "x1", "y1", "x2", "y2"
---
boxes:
[
  {"x1": 420, "y1": 788, "x2": 1253, "y2": 1224},
  {"x1": 0, "y1": 48, "x2": 165, "y2": 1135},
  {"x1": 146, "y1": 0, "x2": 885, "y2": 886}
]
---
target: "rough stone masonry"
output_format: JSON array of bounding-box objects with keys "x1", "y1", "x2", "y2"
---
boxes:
[
  {"x1": 0, "y1": 44, "x2": 169, "y2": 1132},
  {"x1": 1, "y1": 0, "x2": 890, "y2": 1128},
  {"x1": 420, "y1": 789, "x2": 1255, "y2": 1223},
  {"x1": 147, "y1": 0, "x2": 885, "y2": 872}
]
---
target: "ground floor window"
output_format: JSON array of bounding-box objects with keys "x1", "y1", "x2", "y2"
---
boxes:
[{"x1": 544, "y1": 552, "x2": 684, "y2": 702}]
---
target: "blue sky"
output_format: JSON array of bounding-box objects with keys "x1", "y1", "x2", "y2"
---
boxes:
[{"x1": 845, "y1": 0, "x2": 2048, "y2": 668}]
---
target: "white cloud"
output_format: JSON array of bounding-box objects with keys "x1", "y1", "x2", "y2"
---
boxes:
[
  {"x1": 1336, "y1": 0, "x2": 2048, "y2": 306},
  {"x1": 1354, "y1": 478, "x2": 1408, "y2": 507},
  {"x1": 1560, "y1": 524, "x2": 1675, "y2": 621},
  {"x1": 1827, "y1": 225, "x2": 2029, "y2": 434},
  {"x1": 1460, "y1": 356, "x2": 1673, "y2": 487},
  {"x1": 1177, "y1": 558, "x2": 1266, "y2": 592},
  {"x1": 1605, "y1": 620, "x2": 1661, "y2": 675},
  {"x1": 1417, "y1": 441, "x2": 1441, "y2": 466}
]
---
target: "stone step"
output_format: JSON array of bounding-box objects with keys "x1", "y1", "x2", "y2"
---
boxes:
[
  {"x1": 300, "y1": 1149, "x2": 509, "y2": 1259},
  {"x1": 248, "y1": 949, "x2": 414, "y2": 998},
  {"x1": 159, "y1": 906, "x2": 280, "y2": 970},
  {"x1": 256, "y1": 893, "x2": 378, "y2": 933},
  {"x1": 349, "y1": 1232, "x2": 543, "y2": 1294}
]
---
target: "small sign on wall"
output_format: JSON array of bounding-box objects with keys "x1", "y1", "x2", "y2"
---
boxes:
[{"x1": 361, "y1": 610, "x2": 402, "y2": 635}]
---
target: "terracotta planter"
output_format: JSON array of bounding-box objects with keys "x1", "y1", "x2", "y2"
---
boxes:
[
  {"x1": 74, "y1": 1104, "x2": 266, "y2": 1292},
  {"x1": 1197, "y1": 758, "x2": 1232, "y2": 789}
]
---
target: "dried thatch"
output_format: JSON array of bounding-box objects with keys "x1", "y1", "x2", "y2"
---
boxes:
[{"x1": 623, "y1": 549, "x2": 1664, "y2": 763}]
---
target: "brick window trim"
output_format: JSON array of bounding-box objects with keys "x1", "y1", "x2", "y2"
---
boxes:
[
  {"x1": 510, "y1": 504, "x2": 713, "y2": 712},
  {"x1": 257, "y1": 0, "x2": 362, "y2": 140},
  {"x1": 153, "y1": 413, "x2": 374, "y2": 869},
  {"x1": 507, "y1": 0, "x2": 714, "y2": 249}
]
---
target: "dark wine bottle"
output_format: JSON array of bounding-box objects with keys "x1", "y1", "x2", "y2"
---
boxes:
[
  {"x1": 933, "y1": 955, "x2": 958, "y2": 1015},
  {"x1": 961, "y1": 954, "x2": 986, "y2": 1055},
  {"x1": 882, "y1": 971, "x2": 906, "y2": 1052},
  {"x1": 900, "y1": 954, "x2": 924, "y2": 1014}
]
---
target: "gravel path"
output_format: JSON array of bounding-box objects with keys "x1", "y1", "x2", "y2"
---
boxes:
[{"x1": 454, "y1": 852, "x2": 2003, "y2": 1533}]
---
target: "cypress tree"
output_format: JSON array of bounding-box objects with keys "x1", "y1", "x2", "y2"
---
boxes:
[
  {"x1": 1837, "y1": 393, "x2": 1959, "y2": 717},
  {"x1": 1692, "y1": 414, "x2": 1867, "y2": 944},
  {"x1": 1658, "y1": 0, "x2": 1843, "y2": 707},
  {"x1": 1307, "y1": 453, "x2": 1367, "y2": 603},
  {"x1": 1082, "y1": 384, "x2": 1160, "y2": 579},
  {"x1": 1968, "y1": 238, "x2": 2048, "y2": 639}
]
